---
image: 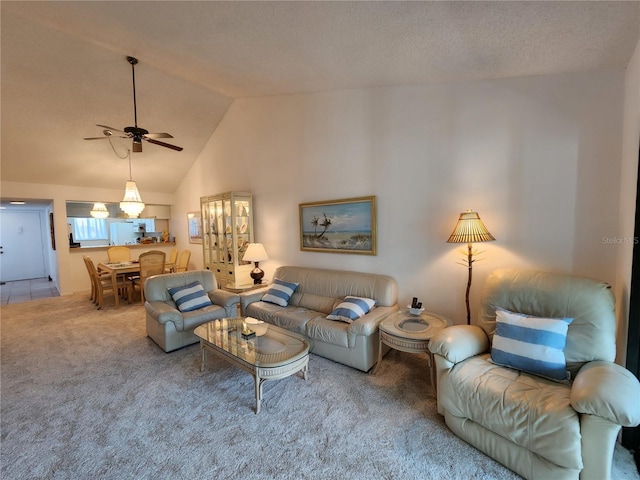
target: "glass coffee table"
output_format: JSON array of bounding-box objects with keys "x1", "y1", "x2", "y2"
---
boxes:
[
  {"x1": 194, "y1": 318, "x2": 309, "y2": 414},
  {"x1": 373, "y1": 309, "x2": 451, "y2": 394}
]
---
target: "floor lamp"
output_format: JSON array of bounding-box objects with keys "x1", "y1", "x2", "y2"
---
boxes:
[{"x1": 447, "y1": 211, "x2": 495, "y2": 325}]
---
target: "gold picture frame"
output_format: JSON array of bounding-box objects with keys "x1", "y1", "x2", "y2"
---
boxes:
[
  {"x1": 299, "y1": 196, "x2": 376, "y2": 255},
  {"x1": 187, "y1": 212, "x2": 202, "y2": 244}
]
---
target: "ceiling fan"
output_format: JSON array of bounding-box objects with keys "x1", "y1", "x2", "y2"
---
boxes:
[{"x1": 84, "y1": 56, "x2": 183, "y2": 152}]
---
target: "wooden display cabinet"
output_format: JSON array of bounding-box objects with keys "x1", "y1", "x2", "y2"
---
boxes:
[{"x1": 200, "y1": 192, "x2": 254, "y2": 287}]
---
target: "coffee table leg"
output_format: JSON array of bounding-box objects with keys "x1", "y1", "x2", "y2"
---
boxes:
[
  {"x1": 200, "y1": 342, "x2": 206, "y2": 372},
  {"x1": 255, "y1": 375, "x2": 263, "y2": 414}
]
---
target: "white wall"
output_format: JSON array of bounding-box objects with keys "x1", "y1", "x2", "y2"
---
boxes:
[
  {"x1": 615, "y1": 38, "x2": 640, "y2": 364},
  {"x1": 174, "y1": 70, "x2": 625, "y2": 325}
]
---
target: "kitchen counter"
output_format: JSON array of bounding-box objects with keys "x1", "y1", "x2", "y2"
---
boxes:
[{"x1": 69, "y1": 242, "x2": 176, "y2": 252}]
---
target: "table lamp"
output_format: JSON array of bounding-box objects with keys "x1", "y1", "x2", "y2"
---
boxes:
[
  {"x1": 447, "y1": 210, "x2": 495, "y2": 324},
  {"x1": 242, "y1": 243, "x2": 269, "y2": 284}
]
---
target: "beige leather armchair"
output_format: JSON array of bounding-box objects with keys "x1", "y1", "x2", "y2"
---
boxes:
[
  {"x1": 145, "y1": 270, "x2": 239, "y2": 352},
  {"x1": 429, "y1": 269, "x2": 640, "y2": 480}
]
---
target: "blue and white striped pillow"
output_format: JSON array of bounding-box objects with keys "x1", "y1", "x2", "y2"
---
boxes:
[
  {"x1": 261, "y1": 278, "x2": 299, "y2": 307},
  {"x1": 327, "y1": 296, "x2": 376, "y2": 323},
  {"x1": 168, "y1": 281, "x2": 213, "y2": 312},
  {"x1": 490, "y1": 307, "x2": 573, "y2": 382}
]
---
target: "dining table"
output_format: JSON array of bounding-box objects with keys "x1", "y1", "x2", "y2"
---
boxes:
[{"x1": 97, "y1": 261, "x2": 141, "y2": 307}]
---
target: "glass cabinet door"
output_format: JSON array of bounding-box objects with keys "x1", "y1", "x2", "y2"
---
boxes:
[
  {"x1": 234, "y1": 194, "x2": 251, "y2": 266},
  {"x1": 201, "y1": 201, "x2": 211, "y2": 266}
]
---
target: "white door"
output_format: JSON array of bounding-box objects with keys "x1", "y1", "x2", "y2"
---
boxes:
[{"x1": 0, "y1": 211, "x2": 46, "y2": 281}]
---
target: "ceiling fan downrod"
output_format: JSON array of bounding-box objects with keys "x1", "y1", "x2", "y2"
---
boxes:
[
  {"x1": 127, "y1": 56, "x2": 138, "y2": 128},
  {"x1": 125, "y1": 56, "x2": 146, "y2": 152}
]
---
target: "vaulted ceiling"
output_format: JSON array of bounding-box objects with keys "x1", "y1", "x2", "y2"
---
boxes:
[{"x1": 2, "y1": 1, "x2": 639, "y2": 195}]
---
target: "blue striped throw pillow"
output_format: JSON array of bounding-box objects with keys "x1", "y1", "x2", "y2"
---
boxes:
[
  {"x1": 168, "y1": 281, "x2": 213, "y2": 312},
  {"x1": 261, "y1": 278, "x2": 299, "y2": 307},
  {"x1": 490, "y1": 307, "x2": 573, "y2": 382},
  {"x1": 327, "y1": 296, "x2": 376, "y2": 323}
]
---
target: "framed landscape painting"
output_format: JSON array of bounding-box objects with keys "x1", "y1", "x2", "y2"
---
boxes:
[
  {"x1": 187, "y1": 212, "x2": 202, "y2": 244},
  {"x1": 299, "y1": 196, "x2": 376, "y2": 255}
]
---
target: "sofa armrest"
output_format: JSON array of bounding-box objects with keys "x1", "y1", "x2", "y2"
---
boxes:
[
  {"x1": 239, "y1": 287, "x2": 270, "y2": 310},
  {"x1": 145, "y1": 301, "x2": 184, "y2": 328},
  {"x1": 349, "y1": 306, "x2": 398, "y2": 336},
  {"x1": 428, "y1": 325, "x2": 490, "y2": 364},
  {"x1": 571, "y1": 360, "x2": 640, "y2": 427},
  {"x1": 209, "y1": 289, "x2": 240, "y2": 309}
]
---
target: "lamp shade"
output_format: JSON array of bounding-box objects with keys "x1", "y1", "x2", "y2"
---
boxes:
[
  {"x1": 90, "y1": 202, "x2": 109, "y2": 219},
  {"x1": 242, "y1": 243, "x2": 269, "y2": 262},
  {"x1": 447, "y1": 211, "x2": 495, "y2": 244},
  {"x1": 120, "y1": 180, "x2": 145, "y2": 218}
]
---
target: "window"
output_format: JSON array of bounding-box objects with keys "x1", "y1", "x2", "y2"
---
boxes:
[{"x1": 72, "y1": 218, "x2": 108, "y2": 241}]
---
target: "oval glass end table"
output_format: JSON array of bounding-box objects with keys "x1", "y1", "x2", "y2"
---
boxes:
[{"x1": 373, "y1": 309, "x2": 452, "y2": 394}]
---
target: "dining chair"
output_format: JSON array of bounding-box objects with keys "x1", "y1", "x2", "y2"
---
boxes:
[
  {"x1": 174, "y1": 249, "x2": 191, "y2": 272},
  {"x1": 83, "y1": 255, "x2": 129, "y2": 309},
  {"x1": 82, "y1": 255, "x2": 98, "y2": 304},
  {"x1": 107, "y1": 246, "x2": 131, "y2": 262},
  {"x1": 131, "y1": 250, "x2": 166, "y2": 304},
  {"x1": 164, "y1": 247, "x2": 178, "y2": 273}
]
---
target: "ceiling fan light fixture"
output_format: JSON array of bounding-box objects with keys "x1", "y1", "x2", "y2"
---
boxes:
[{"x1": 90, "y1": 202, "x2": 109, "y2": 219}]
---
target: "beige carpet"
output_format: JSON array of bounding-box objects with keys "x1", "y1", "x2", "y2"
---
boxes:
[{"x1": 1, "y1": 294, "x2": 638, "y2": 480}]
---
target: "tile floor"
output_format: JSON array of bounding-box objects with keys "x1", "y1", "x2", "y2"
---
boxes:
[{"x1": 0, "y1": 277, "x2": 60, "y2": 305}]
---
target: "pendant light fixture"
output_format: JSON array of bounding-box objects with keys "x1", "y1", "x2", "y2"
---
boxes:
[
  {"x1": 119, "y1": 150, "x2": 145, "y2": 218},
  {"x1": 90, "y1": 202, "x2": 109, "y2": 219}
]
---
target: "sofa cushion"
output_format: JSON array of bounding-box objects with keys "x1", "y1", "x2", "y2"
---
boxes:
[
  {"x1": 306, "y1": 316, "x2": 350, "y2": 347},
  {"x1": 168, "y1": 281, "x2": 213, "y2": 312},
  {"x1": 327, "y1": 296, "x2": 376, "y2": 323},
  {"x1": 271, "y1": 307, "x2": 322, "y2": 336},
  {"x1": 262, "y1": 278, "x2": 299, "y2": 307},
  {"x1": 441, "y1": 354, "x2": 582, "y2": 470},
  {"x1": 245, "y1": 301, "x2": 287, "y2": 322},
  {"x1": 491, "y1": 307, "x2": 573, "y2": 382}
]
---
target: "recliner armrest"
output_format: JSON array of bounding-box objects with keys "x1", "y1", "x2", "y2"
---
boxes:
[
  {"x1": 209, "y1": 289, "x2": 240, "y2": 309},
  {"x1": 571, "y1": 360, "x2": 640, "y2": 427},
  {"x1": 428, "y1": 325, "x2": 489, "y2": 364}
]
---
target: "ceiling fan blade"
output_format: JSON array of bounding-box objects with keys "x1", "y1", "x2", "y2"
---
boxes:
[
  {"x1": 96, "y1": 124, "x2": 129, "y2": 135},
  {"x1": 84, "y1": 135, "x2": 128, "y2": 140},
  {"x1": 144, "y1": 132, "x2": 174, "y2": 139},
  {"x1": 144, "y1": 137, "x2": 183, "y2": 152}
]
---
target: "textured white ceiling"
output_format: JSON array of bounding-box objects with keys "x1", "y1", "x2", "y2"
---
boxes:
[{"x1": 1, "y1": 1, "x2": 639, "y2": 195}]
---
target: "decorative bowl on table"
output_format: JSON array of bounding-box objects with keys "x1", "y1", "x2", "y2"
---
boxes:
[
  {"x1": 407, "y1": 305, "x2": 425, "y2": 316},
  {"x1": 245, "y1": 317, "x2": 268, "y2": 336}
]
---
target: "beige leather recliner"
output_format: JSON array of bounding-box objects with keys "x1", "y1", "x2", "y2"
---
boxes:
[{"x1": 429, "y1": 268, "x2": 640, "y2": 480}]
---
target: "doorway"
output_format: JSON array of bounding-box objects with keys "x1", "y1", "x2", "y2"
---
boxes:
[{"x1": 0, "y1": 210, "x2": 47, "y2": 281}]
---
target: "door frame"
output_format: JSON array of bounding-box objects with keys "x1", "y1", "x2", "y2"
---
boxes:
[{"x1": 622, "y1": 146, "x2": 640, "y2": 466}]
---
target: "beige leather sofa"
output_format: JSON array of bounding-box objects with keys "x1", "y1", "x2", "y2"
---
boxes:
[
  {"x1": 239, "y1": 266, "x2": 399, "y2": 371},
  {"x1": 145, "y1": 270, "x2": 239, "y2": 352},
  {"x1": 429, "y1": 269, "x2": 640, "y2": 480}
]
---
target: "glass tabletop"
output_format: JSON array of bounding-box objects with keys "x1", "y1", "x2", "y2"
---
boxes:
[
  {"x1": 379, "y1": 309, "x2": 452, "y2": 339},
  {"x1": 194, "y1": 318, "x2": 309, "y2": 368}
]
